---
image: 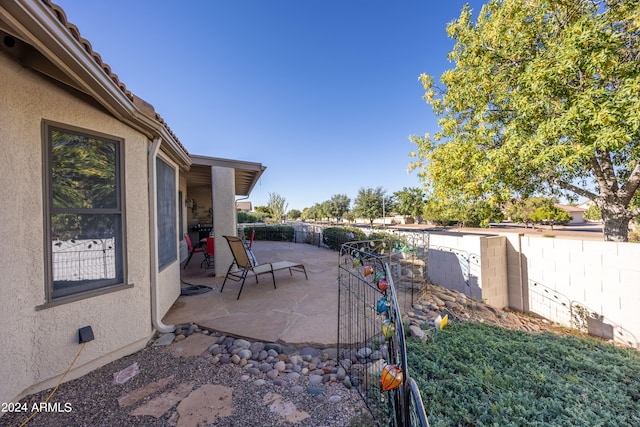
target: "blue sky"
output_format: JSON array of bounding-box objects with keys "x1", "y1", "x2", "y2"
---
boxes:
[{"x1": 53, "y1": 0, "x2": 486, "y2": 211}]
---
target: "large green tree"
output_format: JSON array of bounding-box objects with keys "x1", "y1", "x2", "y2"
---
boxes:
[
  {"x1": 326, "y1": 194, "x2": 351, "y2": 224},
  {"x1": 410, "y1": 0, "x2": 640, "y2": 241},
  {"x1": 353, "y1": 187, "x2": 392, "y2": 227},
  {"x1": 393, "y1": 187, "x2": 426, "y2": 219}
]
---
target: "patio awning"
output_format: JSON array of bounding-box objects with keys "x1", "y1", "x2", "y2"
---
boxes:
[{"x1": 188, "y1": 155, "x2": 266, "y2": 196}]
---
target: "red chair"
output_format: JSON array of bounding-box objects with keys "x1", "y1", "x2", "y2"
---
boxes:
[
  {"x1": 201, "y1": 237, "x2": 215, "y2": 269},
  {"x1": 244, "y1": 230, "x2": 255, "y2": 250},
  {"x1": 183, "y1": 234, "x2": 205, "y2": 269},
  {"x1": 244, "y1": 230, "x2": 257, "y2": 266}
]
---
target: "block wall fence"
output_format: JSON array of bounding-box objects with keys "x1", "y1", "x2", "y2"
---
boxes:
[{"x1": 411, "y1": 230, "x2": 640, "y2": 349}]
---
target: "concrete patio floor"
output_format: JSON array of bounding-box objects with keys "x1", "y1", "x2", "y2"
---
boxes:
[{"x1": 163, "y1": 240, "x2": 340, "y2": 348}]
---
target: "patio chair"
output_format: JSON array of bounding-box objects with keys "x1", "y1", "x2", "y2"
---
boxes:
[
  {"x1": 201, "y1": 237, "x2": 214, "y2": 269},
  {"x1": 220, "y1": 235, "x2": 308, "y2": 299},
  {"x1": 183, "y1": 234, "x2": 205, "y2": 269},
  {"x1": 243, "y1": 230, "x2": 257, "y2": 266}
]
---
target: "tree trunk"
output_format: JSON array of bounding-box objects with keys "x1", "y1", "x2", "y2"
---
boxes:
[{"x1": 601, "y1": 208, "x2": 631, "y2": 242}]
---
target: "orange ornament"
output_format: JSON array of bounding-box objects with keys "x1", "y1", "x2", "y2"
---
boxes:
[
  {"x1": 381, "y1": 364, "x2": 403, "y2": 391},
  {"x1": 363, "y1": 265, "x2": 374, "y2": 276}
]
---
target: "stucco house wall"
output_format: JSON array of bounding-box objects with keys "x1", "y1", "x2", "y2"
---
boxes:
[{"x1": 0, "y1": 50, "x2": 156, "y2": 403}]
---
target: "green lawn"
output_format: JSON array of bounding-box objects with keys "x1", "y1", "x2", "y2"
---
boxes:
[{"x1": 407, "y1": 322, "x2": 640, "y2": 427}]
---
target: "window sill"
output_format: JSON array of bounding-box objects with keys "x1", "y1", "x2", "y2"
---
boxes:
[{"x1": 36, "y1": 283, "x2": 134, "y2": 311}]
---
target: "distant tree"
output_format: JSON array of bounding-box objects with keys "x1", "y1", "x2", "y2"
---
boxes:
[
  {"x1": 393, "y1": 187, "x2": 426, "y2": 220},
  {"x1": 461, "y1": 200, "x2": 504, "y2": 228},
  {"x1": 267, "y1": 193, "x2": 288, "y2": 223},
  {"x1": 583, "y1": 205, "x2": 602, "y2": 222},
  {"x1": 326, "y1": 194, "x2": 351, "y2": 224},
  {"x1": 288, "y1": 209, "x2": 302, "y2": 220},
  {"x1": 409, "y1": 0, "x2": 640, "y2": 241},
  {"x1": 506, "y1": 197, "x2": 557, "y2": 228},
  {"x1": 422, "y1": 197, "x2": 460, "y2": 226},
  {"x1": 530, "y1": 206, "x2": 572, "y2": 229},
  {"x1": 343, "y1": 211, "x2": 355, "y2": 223},
  {"x1": 353, "y1": 187, "x2": 391, "y2": 227},
  {"x1": 254, "y1": 205, "x2": 272, "y2": 216}
]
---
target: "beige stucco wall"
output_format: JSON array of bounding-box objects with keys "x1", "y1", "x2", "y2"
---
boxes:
[{"x1": 0, "y1": 52, "x2": 155, "y2": 403}]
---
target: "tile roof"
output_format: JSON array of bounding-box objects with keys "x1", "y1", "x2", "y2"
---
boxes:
[{"x1": 42, "y1": 0, "x2": 189, "y2": 155}]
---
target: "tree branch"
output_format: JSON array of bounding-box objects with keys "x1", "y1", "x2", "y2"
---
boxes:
[
  {"x1": 619, "y1": 160, "x2": 640, "y2": 206},
  {"x1": 595, "y1": 149, "x2": 619, "y2": 193},
  {"x1": 554, "y1": 178, "x2": 599, "y2": 201}
]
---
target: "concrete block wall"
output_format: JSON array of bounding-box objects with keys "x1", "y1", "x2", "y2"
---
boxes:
[
  {"x1": 512, "y1": 235, "x2": 640, "y2": 347},
  {"x1": 480, "y1": 236, "x2": 509, "y2": 308}
]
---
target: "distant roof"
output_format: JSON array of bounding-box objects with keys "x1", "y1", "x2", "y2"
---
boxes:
[{"x1": 555, "y1": 203, "x2": 586, "y2": 213}]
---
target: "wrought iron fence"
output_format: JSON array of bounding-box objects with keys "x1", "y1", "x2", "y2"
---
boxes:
[{"x1": 338, "y1": 240, "x2": 429, "y2": 426}]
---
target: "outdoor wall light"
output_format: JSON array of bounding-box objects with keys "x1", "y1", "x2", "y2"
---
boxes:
[{"x1": 185, "y1": 199, "x2": 194, "y2": 208}]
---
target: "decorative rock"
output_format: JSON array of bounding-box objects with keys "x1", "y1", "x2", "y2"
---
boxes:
[
  {"x1": 336, "y1": 367, "x2": 346, "y2": 381},
  {"x1": 240, "y1": 375, "x2": 250, "y2": 381},
  {"x1": 260, "y1": 363, "x2": 272, "y2": 373},
  {"x1": 308, "y1": 375, "x2": 323, "y2": 385},
  {"x1": 299, "y1": 346, "x2": 321, "y2": 358},
  {"x1": 219, "y1": 354, "x2": 231, "y2": 364},
  {"x1": 152, "y1": 333, "x2": 176, "y2": 347},
  {"x1": 267, "y1": 349, "x2": 279, "y2": 358},
  {"x1": 265, "y1": 343, "x2": 283, "y2": 353},
  {"x1": 249, "y1": 342, "x2": 265, "y2": 353},
  {"x1": 245, "y1": 367, "x2": 260, "y2": 376},
  {"x1": 258, "y1": 350, "x2": 268, "y2": 361},
  {"x1": 174, "y1": 334, "x2": 186, "y2": 342},
  {"x1": 254, "y1": 379, "x2": 266, "y2": 386},
  {"x1": 329, "y1": 395, "x2": 342, "y2": 403},
  {"x1": 234, "y1": 339, "x2": 251, "y2": 349},
  {"x1": 274, "y1": 361, "x2": 286, "y2": 372},
  {"x1": 238, "y1": 349, "x2": 252, "y2": 360},
  {"x1": 231, "y1": 354, "x2": 241, "y2": 364},
  {"x1": 266, "y1": 369, "x2": 279, "y2": 379},
  {"x1": 356, "y1": 347, "x2": 372, "y2": 359},
  {"x1": 290, "y1": 385, "x2": 304, "y2": 393},
  {"x1": 307, "y1": 386, "x2": 326, "y2": 395},
  {"x1": 273, "y1": 379, "x2": 286, "y2": 387},
  {"x1": 409, "y1": 325, "x2": 426, "y2": 340},
  {"x1": 288, "y1": 372, "x2": 301, "y2": 382},
  {"x1": 370, "y1": 351, "x2": 383, "y2": 361},
  {"x1": 342, "y1": 377, "x2": 352, "y2": 389}
]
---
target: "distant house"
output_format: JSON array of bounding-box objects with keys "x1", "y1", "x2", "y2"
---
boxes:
[
  {"x1": 236, "y1": 201, "x2": 253, "y2": 212},
  {"x1": 555, "y1": 204, "x2": 586, "y2": 224},
  {"x1": 0, "y1": 0, "x2": 264, "y2": 405}
]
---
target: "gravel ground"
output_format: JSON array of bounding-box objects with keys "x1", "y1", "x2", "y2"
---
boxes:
[{"x1": 2, "y1": 343, "x2": 370, "y2": 427}]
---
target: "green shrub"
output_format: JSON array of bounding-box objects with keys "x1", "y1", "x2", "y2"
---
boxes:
[
  {"x1": 237, "y1": 211, "x2": 266, "y2": 223},
  {"x1": 407, "y1": 322, "x2": 640, "y2": 426},
  {"x1": 322, "y1": 226, "x2": 366, "y2": 250},
  {"x1": 243, "y1": 226, "x2": 294, "y2": 242}
]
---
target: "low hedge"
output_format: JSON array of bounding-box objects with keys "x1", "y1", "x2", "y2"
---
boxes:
[
  {"x1": 243, "y1": 226, "x2": 294, "y2": 242},
  {"x1": 322, "y1": 226, "x2": 366, "y2": 250}
]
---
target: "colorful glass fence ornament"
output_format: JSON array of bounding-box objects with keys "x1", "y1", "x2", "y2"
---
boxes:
[
  {"x1": 381, "y1": 319, "x2": 395, "y2": 339},
  {"x1": 374, "y1": 271, "x2": 384, "y2": 283},
  {"x1": 352, "y1": 258, "x2": 361, "y2": 267},
  {"x1": 376, "y1": 297, "x2": 390, "y2": 314},
  {"x1": 381, "y1": 364, "x2": 403, "y2": 391},
  {"x1": 377, "y1": 277, "x2": 389, "y2": 292},
  {"x1": 363, "y1": 265, "x2": 374, "y2": 276}
]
